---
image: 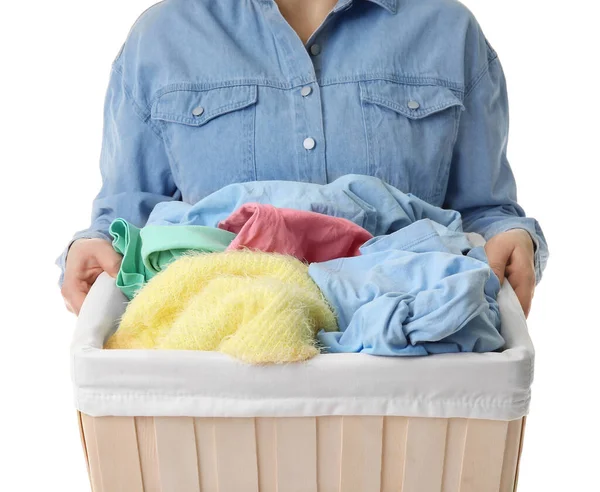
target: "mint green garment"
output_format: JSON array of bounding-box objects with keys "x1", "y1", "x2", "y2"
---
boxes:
[{"x1": 109, "y1": 218, "x2": 236, "y2": 299}]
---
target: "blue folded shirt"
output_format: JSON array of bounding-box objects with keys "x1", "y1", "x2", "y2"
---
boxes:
[{"x1": 309, "y1": 219, "x2": 504, "y2": 356}]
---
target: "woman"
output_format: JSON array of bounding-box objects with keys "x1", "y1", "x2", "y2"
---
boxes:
[{"x1": 58, "y1": 0, "x2": 548, "y2": 316}]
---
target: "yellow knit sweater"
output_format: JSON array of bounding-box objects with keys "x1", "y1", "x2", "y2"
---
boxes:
[{"x1": 105, "y1": 250, "x2": 338, "y2": 364}]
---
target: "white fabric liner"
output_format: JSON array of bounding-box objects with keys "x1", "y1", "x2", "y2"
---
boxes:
[{"x1": 71, "y1": 235, "x2": 534, "y2": 421}]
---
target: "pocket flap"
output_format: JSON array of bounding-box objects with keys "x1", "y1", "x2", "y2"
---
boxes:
[
  {"x1": 360, "y1": 81, "x2": 464, "y2": 119},
  {"x1": 151, "y1": 85, "x2": 258, "y2": 126}
]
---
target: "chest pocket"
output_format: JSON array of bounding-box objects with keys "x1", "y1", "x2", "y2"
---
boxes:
[
  {"x1": 359, "y1": 80, "x2": 464, "y2": 204},
  {"x1": 151, "y1": 85, "x2": 258, "y2": 201}
]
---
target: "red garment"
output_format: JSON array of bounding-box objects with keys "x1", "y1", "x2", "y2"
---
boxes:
[{"x1": 218, "y1": 203, "x2": 373, "y2": 263}]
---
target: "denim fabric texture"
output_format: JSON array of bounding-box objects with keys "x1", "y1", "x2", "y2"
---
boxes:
[{"x1": 56, "y1": 0, "x2": 548, "y2": 284}]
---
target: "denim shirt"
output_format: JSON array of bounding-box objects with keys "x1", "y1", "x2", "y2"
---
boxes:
[{"x1": 56, "y1": 0, "x2": 548, "y2": 283}]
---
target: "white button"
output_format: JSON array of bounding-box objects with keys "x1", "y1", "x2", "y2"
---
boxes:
[
  {"x1": 192, "y1": 106, "x2": 205, "y2": 117},
  {"x1": 310, "y1": 44, "x2": 321, "y2": 55},
  {"x1": 303, "y1": 137, "x2": 316, "y2": 150},
  {"x1": 300, "y1": 86, "x2": 312, "y2": 97},
  {"x1": 407, "y1": 100, "x2": 420, "y2": 110}
]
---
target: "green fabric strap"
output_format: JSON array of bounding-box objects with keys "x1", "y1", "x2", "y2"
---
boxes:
[{"x1": 109, "y1": 218, "x2": 236, "y2": 299}]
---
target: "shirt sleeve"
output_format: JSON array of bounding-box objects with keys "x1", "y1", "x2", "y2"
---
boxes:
[
  {"x1": 443, "y1": 44, "x2": 549, "y2": 284},
  {"x1": 55, "y1": 60, "x2": 181, "y2": 286}
]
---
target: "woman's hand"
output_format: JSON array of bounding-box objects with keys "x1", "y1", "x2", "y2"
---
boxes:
[
  {"x1": 484, "y1": 229, "x2": 536, "y2": 317},
  {"x1": 61, "y1": 238, "x2": 122, "y2": 315}
]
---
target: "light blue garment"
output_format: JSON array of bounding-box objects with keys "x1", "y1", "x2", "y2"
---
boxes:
[
  {"x1": 309, "y1": 219, "x2": 504, "y2": 356},
  {"x1": 145, "y1": 175, "x2": 462, "y2": 236},
  {"x1": 55, "y1": 0, "x2": 548, "y2": 284}
]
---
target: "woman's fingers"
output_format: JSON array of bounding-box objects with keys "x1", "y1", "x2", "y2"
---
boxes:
[
  {"x1": 485, "y1": 229, "x2": 536, "y2": 317},
  {"x1": 484, "y1": 236, "x2": 514, "y2": 284},
  {"x1": 62, "y1": 238, "x2": 123, "y2": 315},
  {"x1": 506, "y1": 244, "x2": 536, "y2": 318},
  {"x1": 94, "y1": 240, "x2": 123, "y2": 278}
]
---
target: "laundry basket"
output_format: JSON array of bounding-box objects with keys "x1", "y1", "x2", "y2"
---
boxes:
[{"x1": 72, "y1": 266, "x2": 533, "y2": 492}]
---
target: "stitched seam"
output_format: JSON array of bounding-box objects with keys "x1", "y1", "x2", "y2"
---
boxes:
[
  {"x1": 152, "y1": 80, "x2": 293, "y2": 101},
  {"x1": 111, "y1": 65, "x2": 164, "y2": 140},
  {"x1": 153, "y1": 96, "x2": 257, "y2": 126},
  {"x1": 77, "y1": 390, "x2": 531, "y2": 409},
  {"x1": 144, "y1": 74, "x2": 465, "y2": 106},
  {"x1": 157, "y1": 123, "x2": 184, "y2": 188},
  {"x1": 358, "y1": 82, "x2": 374, "y2": 175},
  {"x1": 251, "y1": 92, "x2": 258, "y2": 179},
  {"x1": 485, "y1": 38, "x2": 499, "y2": 63},
  {"x1": 361, "y1": 94, "x2": 463, "y2": 118},
  {"x1": 434, "y1": 105, "x2": 462, "y2": 197},
  {"x1": 320, "y1": 73, "x2": 464, "y2": 91},
  {"x1": 393, "y1": 231, "x2": 439, "y2": 251},
  {"x1": 257, "y1": 0, "x2": 302, "y2": 88},
  {"x1": 464, "y1": 54, "x2": 499, "y2": 100},
  {"x1": 242, "y1": 95, "x2": 254, "y2": 180}
]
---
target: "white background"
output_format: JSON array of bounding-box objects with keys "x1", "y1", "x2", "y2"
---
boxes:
[{"x1": 0, "y1": 1, "x2": 597, "y2": 490}]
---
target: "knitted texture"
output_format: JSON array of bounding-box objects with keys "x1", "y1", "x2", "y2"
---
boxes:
[{"x1": 105, "y1": 250, "x2": 338, "y2": 364}]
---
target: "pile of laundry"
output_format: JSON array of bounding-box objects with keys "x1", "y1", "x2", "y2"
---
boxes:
[{"x1": 105, "y1": 175, "x2": 504, "y2": 364}]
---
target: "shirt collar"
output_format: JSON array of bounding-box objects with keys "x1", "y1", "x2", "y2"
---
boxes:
[
  {"x1": 366, "y1": 0, "x2": 398, "y2": 13},
  {"x1": 334, "y1": 0, "x2": 398, "y2": 14}
]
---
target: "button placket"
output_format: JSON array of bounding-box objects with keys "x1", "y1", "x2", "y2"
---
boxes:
[
  {"x1": 297, "y1": 82, "x2": 327, "y2": 182},
  {"x1": 300, "y1": 87, "x2": 317, "y2": 152},
  {"x1": 256, "y1": 0, "x2": 335, "y2": 183},
  {"x1": 300, "y1": 32, "x2": 327, "y2": 164},
  {"x1": 298, "y1": 32, "x2": 328, "y2": 181}
]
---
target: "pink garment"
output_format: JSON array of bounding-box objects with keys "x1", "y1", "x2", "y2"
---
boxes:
[{"x1": 218, "y1": 203, "x2": 373, "y2": 263}]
